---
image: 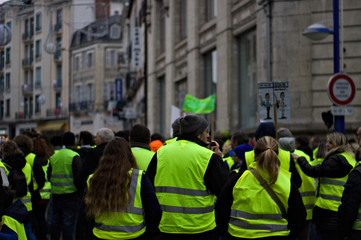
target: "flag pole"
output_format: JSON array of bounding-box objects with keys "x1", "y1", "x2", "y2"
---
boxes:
[
  {"x1": 274, "y1": 101, "x2": 278, "y2": 139},
  {"x1": 211, "y1": 111, "x2": 215, "y2": 141}
]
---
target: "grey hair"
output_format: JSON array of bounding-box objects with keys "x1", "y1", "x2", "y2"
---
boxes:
[{"x1": 97, "y1": 128, "x2": 115, "y2": 143}]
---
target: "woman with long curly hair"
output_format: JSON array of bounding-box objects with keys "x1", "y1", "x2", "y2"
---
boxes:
[
  {"x1": 85, "y1": 137, "x2": 161, "y2": 240},
  {"x1": 216, "y1": 136, "x2": 306, "y2": 239},
  {"x1": 294, "y1": 132, "x2": 356, "y2": 240}
]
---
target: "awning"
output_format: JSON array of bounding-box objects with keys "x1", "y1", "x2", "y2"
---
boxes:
[{"x1": 35, "y1": 122, "x2": 67, "y2": 132}]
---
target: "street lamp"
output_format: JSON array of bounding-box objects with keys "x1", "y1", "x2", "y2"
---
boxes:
[{"x1": 303, "y1": 0, "x2": 344, "y2": 133}]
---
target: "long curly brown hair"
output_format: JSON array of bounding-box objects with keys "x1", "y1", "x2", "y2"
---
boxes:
[
  {"x1": 85, "y1": 137, "x2": 138, "y2": 218},
  {"x1": 254, "y1": 136, "x2": 280, "y2": 184}
]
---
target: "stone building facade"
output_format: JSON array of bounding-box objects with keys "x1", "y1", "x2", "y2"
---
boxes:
[{"x1": 141, "y1": 0, "x2": 360, "y2": 138}]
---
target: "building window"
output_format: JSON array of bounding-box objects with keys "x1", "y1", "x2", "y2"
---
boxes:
[
  {"x1": 73, "y1": 55, "x2": 80, "y2": 72},
  {"x1": 30, "y1": 17, "x2": 34, "y2": 38},
  {"x1": 6, "y1": 22, "x2": 11, "y2": 30},
  {"x1": 24, "y1": 19, "x2": 28, "y2": 37},
  {"x1": 107, "y1": 50, "x2": 116, "y2": 67},
  {"x1": 158, "y1": 76, "x2": 165, "y2": 135},
  {"x1": 110, "y1": 25, "x2": 121, "y2": 39},
  {"x1": 205, "y1": 0, "x2": 217, "y2": 21},
  {"x1": 0, "y1": 101, "x2": 3, "y2": 120},
  {"x1": 29, "y1": 97, "x2": 33, "y2": 118},
  {"x1": 55, "y1": 93, "x2": 61, "y2": 108},
  {"x1": 0, "y1": 51, "x2": 4, "y2": 70},
  {"x1": 5, "y1": 48, "x2": 10, "y2": 65},
  {"x1": 30, "y1": 44, "x2": 34, "y2": 63},
  {"x1": 87, "y1": 52, "x2": 94, "y2": 68},
  {"x1": 35, "y1": 95, "x2": 40, "y2": 113},
  {"x1": 87, "y1": 83, "x2": 94, "y2": 103},
  {"x1": 5, "y1": 73, "x2": 10, "y2": 91},
  {"x1": 5, "y1": 99, "x2": 10, "y2": 117},
  {"x1": 35, "y1": 40, "x2": 41, "y2": 59},
  {"x1": 56, "y1": 65, "x2": 62, "y2": 87},
  {"x1": 36, "y1": 67, "x2": 41, "y2": 87},
  {"x1": 56, "y1": 9, "x2": 62, "y2": 27},
  {"x1": 35, "y1": 13, "x2": 41, "y2": 32},
  {"x1": 203, "y1": 49, "x2": 217, "y2": 124},
  {"x1": 237, "y1": 28, "x2": 257, "y2": 128},
  {"x1": 203, "y1": 49, "x2": 217, "y2": 97},
  {"x1": 177, "y1": 0, "x2": 187, "y2": 42},
  {"x1": 158, "y1": 1, "x2": 166, "y2": 55}
]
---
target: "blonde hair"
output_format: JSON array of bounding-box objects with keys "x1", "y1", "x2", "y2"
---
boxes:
[
  {"x1": 254, "y1": 136, "x2": 280, "y2": 184},
  {"x1": 325, "y1": 132, "x2": 354, "y2": 158}
]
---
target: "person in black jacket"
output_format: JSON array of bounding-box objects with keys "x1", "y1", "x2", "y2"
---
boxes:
[
  {"x1": 216, "y1": 137, "x2": 306, "y2": 240},
  {"x1": 338, "y1": 163, "x2": 361, "y2": 240},
  {"x1": 147, "y1": 115, "x2": 229, "y2": 240},
  {"x1": 294, "y1": 132, "x2": 356, "y2": 240}
]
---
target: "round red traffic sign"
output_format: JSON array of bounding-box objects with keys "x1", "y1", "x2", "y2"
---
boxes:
[{"x1": 327, "y1": 73, "x2": 356, "y2": 106}]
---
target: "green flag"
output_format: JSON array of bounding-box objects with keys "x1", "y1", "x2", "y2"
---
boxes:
[{"x1": 182, "y1": 94, "x2": 216, "y2": 114}]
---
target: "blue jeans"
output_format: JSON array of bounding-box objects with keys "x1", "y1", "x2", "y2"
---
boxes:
[
  {"x1": 24, "y1": 222, "x2": 37, "y2": 240},
  {"x1": 50, "y1": 195, "x2": 80, "y2": 240}
]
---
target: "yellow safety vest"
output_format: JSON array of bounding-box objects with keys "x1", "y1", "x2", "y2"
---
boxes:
[
  {"x1": 294, "y1": 149, "x2": 316, "y2": 220},
  {"x1": 245, "y1": 148, "x2": 291, "y2": 172},
  {"x1": 164, "y1": 137, "x2": 177, "y2": 145},
  {"x1": 228, "y1": 164, "x2": 291, "y2": 238},
  {"x1": 39, "y1": 160, "x2": 51, "y2": 200},
  {"x1": 88, "y1": 169, "x2": 146, "y2": 239},
  {"x1": 155, "y1": 140, "x2": 216, "y2": 234},
  {"x1": 50, "y1": 148, "x2": 79, "y2": 194},
  {"x1": 131, "y1": 147, "x2": 155, "y2": 171},
  {"x1": 315, "y1": 152, "x2": 356, "y2": 212},
  {"x1": 223, "y1": 156, "x2": 234, "y2": 171},
  {"x1": 2, "y1": 215, "x2": 27, "y2": 240},
  {"x1": 351, "y1": 163, "x2": 361, "y2": 230},
  {"x1": 0, "y1": 161, "x2": 9, "y2": 175},
  {"x1": 25, "y1": 153, "x2": 38, "y2": 191}
]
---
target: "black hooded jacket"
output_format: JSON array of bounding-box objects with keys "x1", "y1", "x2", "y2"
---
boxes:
[{"x1": 2, "y1": 153, "x2": 27, "y2": 172}]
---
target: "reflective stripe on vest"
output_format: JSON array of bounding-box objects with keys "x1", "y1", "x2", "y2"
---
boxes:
[
  {"x1": 26, "y1": 153, "x2": 38, "y2": 190},
  {"x1": 155, "y1": 140, "x2": 216, "y2": 234},
  {"x1": 228, "y1": 168, "x2": 291, "y2": 238},
  {"x1": 245, "y1": 148, "x2": 291, "y2": 172},
  {"x1": 293, "y1": 149, "x2": 316, "y2": 220},
  {"x1": 131, "y1": 147, "x2": 155, "y2": 171},
  {"x1": 92, "y1": 169, "x2": 146, "y2": 239},
  {"x1": 19, "y1": 163, "x2": 32, "y2": 211},
  {"x1": 2, "y1": 215, "x2": 27, "y2": 240},
  {"x1": 315, "y1": 152, "x2": 356, "y2": 212},
  {"x1": 50, "y1": 148, "x2": 79, "y2": 194},
  {"x1": 40, "y1": 161, "x2": 51, "y2": 200},
  {"x1": 0, "y1": 161, "x2": 9, "y2": 175}
]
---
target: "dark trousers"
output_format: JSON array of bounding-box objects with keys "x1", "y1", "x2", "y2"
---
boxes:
[
  {"x1": 50, "y1": 195, "x2": 80, "y2": 240},
  {"x1": 32, "y1": 201, "x2": 49, "y2": 240}
]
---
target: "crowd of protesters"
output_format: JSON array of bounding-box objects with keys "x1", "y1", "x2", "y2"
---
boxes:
[{"x1": 0, "y1": 117, "x2": 360, "y2": 240}]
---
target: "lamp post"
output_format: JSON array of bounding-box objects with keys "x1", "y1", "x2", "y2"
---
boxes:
[{"x1": 303, "y1": 0, "x2": 344, "y2": 133}]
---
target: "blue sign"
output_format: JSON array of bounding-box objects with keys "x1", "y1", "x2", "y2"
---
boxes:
[{"x1": 115, "y1": 78, "x2": 122, "y2": 101}]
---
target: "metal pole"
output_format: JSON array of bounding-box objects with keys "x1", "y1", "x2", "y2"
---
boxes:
[{"x1": 333, "y1": 0, "x2": 344, "y2": 133}]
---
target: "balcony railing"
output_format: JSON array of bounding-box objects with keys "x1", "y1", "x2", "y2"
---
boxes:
[
  {"x1": 54, "y1": 50, "x2": 62, "y2": 61},
  {"x1": 53, "y1": 80, "x2": 62, "y2": 91},
  {"x1": 22, "y1": 84, "x2": 34, "y2": 95},
  {"x1": 46, "y1": 108, "x2": 67, "y2": 117},
  {"x1": 22, "y1": 32, "x2": 33, "y2": 41},
  {"x1": 69, "y1": 101, "x2": 94, "y2": 112},
  {"x1": 22, "y1": 57, "x2": 34, "y2": 67},
  {"x1": 54, "y1": 22, "x2": 62, "y2": 33}
]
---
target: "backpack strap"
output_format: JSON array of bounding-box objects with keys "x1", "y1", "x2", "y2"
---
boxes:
[{"x1": 249, "y1": 168, "x2": 287, "y2": 218}]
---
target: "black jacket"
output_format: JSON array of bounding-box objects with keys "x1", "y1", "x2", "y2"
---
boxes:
[
  {"x1": 297, "y1": 150, "x2": 354, "y2": 231},
  {"x1": 215, "y1": 170, "x2": 306, "y2": 240},
  {"x1": 338, "y1": 163, "x2": 361, "y2": 238},
  {"x1": 77, "y1": 142, "x2": 108, "y2": 192}
]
